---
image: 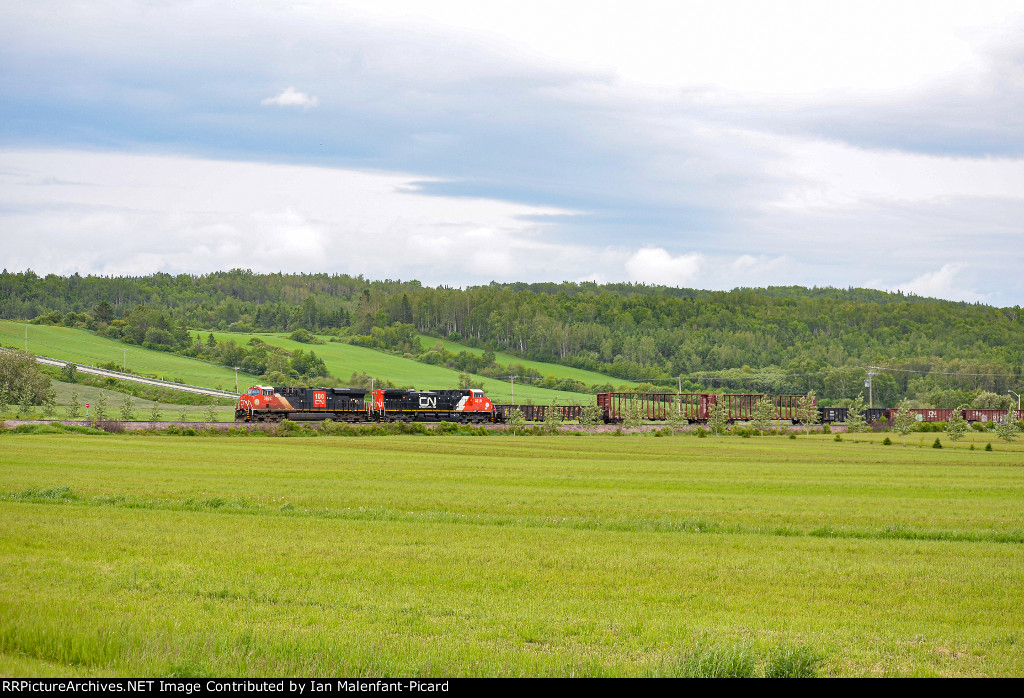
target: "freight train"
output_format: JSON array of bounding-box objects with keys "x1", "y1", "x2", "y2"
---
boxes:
[{"x1": 236, "y1": 386, "x2": 1020, "y2": 426}]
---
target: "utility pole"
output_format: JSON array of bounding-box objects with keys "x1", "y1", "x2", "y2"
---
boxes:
[
  {"x1": 866, "y1": 367, "x2": 878, "y2": 408},
  {"x1": 233, "y1": 367, "x2": 240, "y2": 394},
  {"x1": 1009, "y1": 390, "x2": 1020, "y2": 412},
  {"x1": 677, "y1": 376, "x2": 682, "y2": 394},
  {"x1": 123, "y1": 349, "x2": 127, "y2": 372},
  {"x1": 24, "y1": 324, "x2": 28, "y2": 352}
]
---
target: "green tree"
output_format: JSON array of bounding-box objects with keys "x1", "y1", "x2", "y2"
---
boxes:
[
  {"x1": 149, "y1": 402, "x2": 162, "y2": 424},
  {"x1": 797, "y1": 391, "x2": 819, "y2": 438},
  {"x1": 544, "y1": 397, "x2": 563, "y2": 434},
  {"x1": 994, "y1": 409, "x2": 1018, "y2": 450},
  {"x1": 120, "y1": 394, "x2": 137, "y2": 421},
  {"x1": 578, "y1": 403, "x2": 601, "y2": 427},
  {"x1": 845, "y1": 393, "x2": 868, "y2": 443},
  {"x1": 18, "y1": 385, "x2": 35, "y2": 417},
  {"x1": 41, "y1": 387, "x2": 57, "y2": 419},
  {"x1": 61, "y1": 362, "x2": 78, "y2": 383},
  {"x1": 0, "y1": 384, "x2": 10, "y2": 417},
  {"x1": 205, "y1": 400, "x2": 218, "y2": 422},
  {"x1": 892, "y1": 400, "x2": 917, "y2": 446},
  {"x1": 506, "y1": 407, "x2": 525, "y2": 435},
  {"x1": 707, "y1": 394, "x2": 728, "y2": 435},
  {"x1": 179, "y1": 406, "x2": 189, "y2": 422},
  {"x1": 944, "y1": 406, "x2": 969, "y2": 449},
  {"x1": 751, "y1": 396, "x2": 774, "y2": 437},
  {"x1": 622, "y1": 395, "x2": 644, "y2": 429},
  {"x1": 66, "y1": 391, "x2": 82, "y2": 420},
  {"x1": 93, "y1": 393, "x2": 108, "y2": 421},
  {"x1": 667, "y1": 397, "x2": 689, "y2": 429}
]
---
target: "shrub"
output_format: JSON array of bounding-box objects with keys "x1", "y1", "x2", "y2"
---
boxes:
[
  {"x1": 882, "y1": 436, "x2": 892, "y2": 445},
  {"x1": 985, "y1": 443, "x2": 993, "y2": 451},
  {"x1": 932, "y1": 437, "x2": 942, "y2": 449},
  {"x1": 788, "y1": 433, "x2": 797, "y2": 440},
  {"x1": 833, "y1": 433, "x2": 842, "y2": 441}
]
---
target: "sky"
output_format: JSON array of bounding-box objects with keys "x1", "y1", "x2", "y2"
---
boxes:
[{"x1": 1, "y1": 0, "x2": 1023, "y2": 304}]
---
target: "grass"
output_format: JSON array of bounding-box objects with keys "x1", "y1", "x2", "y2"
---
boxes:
[
  {"x1": 0, "y1": 434, "x2": 1022, "y2": 676},
  {"x1": 207, "y1": 330, "x2": 589, "y2": 404},
  {"x1": 0, "y1": 321, "x2": 240, "y2": 390},
  {"x1": 417, "y1": 334, "x2": 621, "y2": 387}
]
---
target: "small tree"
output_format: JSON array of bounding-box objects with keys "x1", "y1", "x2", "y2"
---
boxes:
[
  {"x1": 41, "y1": 387, "x2": 57, "y2": 419},
  {"x1": 61, "y1": 362, "x2": 78, "y2": 383},
  {"x1": 0, "y1": 384, "x2": 10, "y2": 417},
  {"x1": 18, "y1": 386, "x2": 35, "y2": 418},
  {"x1": 120, "y1": 394, "x2": 137, "y2": 421},
  {"x1": 506, "y1": 407, "x2": 525, "y2": 435},
  {"x1": 945, "y1": 406, "x2": 969, "y2": 449},
  {"x1": 667, "y1": 397, "x2": 689, "y2": 429},
  {"x1": 66, "y1": 391, "x2": 82, "y2": 420},
  {"x1": 622, "y1": 395, "x2": 644, "y2": 430},
  {"x1": 149, "y1": 402, "x2": 162, "y2": 424},
  {"x1": 797, "y1": 391, "x2": 820, "y2": 438},
  {"x1": 179, "y1": 406, "x2": 189, "y2": 422},
  {"x1": 995, "y1": 409, "x2": 1018, "y2": 450},
  {"x1": 93, "y1": 393, "x2": 108, "y2": 421},
  {"x1": 578, "y1": 403, "x2": 601, "y2": 427},
  {"x1": 544, "y1": 398, "x2": 564, "y2": 434},
  {"x1": 751, "y1": 396, "x2": 774, "y2": 437},
  {"x1": 205, "y1": 400, "x2": 218, "y2": 422},
  {"x1": 892, "y1": 400, "x2": 917, "y2": 446},
  {"x1": 707, "y1": 393, "x2": 729, "y2": 435},
  {"x1": 845, "y1": 393, "x2": 868, "y2": 443}
]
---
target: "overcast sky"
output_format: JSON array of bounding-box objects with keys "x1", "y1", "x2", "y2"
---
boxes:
[{"x1": 2, "y1": 1, "x2": 1023, "y2": 303}]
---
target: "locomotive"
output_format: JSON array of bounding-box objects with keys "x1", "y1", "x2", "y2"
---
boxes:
[{"x1": 235, "y1": 385, "x2": 496, "y2": 423}]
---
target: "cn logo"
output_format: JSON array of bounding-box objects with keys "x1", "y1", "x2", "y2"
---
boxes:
[
  {"x1": 419, "y1": 396, "x2": 437, "y2": 408},
  {"x1": 313, "y1": 391, "x2": 327, "y2": 408}
]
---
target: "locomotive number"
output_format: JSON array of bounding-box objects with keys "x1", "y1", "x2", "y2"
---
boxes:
[{"x1": 313, "y1": 391, "x2": 327, "y2": 408}]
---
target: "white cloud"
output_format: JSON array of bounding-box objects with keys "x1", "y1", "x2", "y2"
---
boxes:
[
  {"x1": 0, "y1": 149, "x2": 589, "y2": 284},
  {"x1": 624, "y1": 247, "x2": 703, "y2": 287},
  {"x1": 261, "y1": 87, "x2": 319, "y2": 109},
  {"x1": 899, "y1": 263, "x2": 987, "y2": 302}
]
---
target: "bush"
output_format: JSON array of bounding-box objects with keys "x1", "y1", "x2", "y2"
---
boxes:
[
  {"x1": 932, "y1": 437, "x2": 942, "y2": 449},
  {"x1": 985, "y1": 443, "x2": 993, "y2": 451},
  {"x1": 882, "y1": 436, "x2": 892, "y2": 445},
  {"x1": 822, "y1": 424, "x2": 831, "y2": 434},
  {"x1": 833, "y1": 433, "x2": 842, "y2": 441},
  {"x1": 788, "y1": 433, "x2": 797, "y2": 440},
  {"x1": 694, "y1": 427, "x2": 707, "y2": 438}
]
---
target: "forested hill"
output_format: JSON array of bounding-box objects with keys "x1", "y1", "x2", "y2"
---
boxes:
[{"x1": 2, "y1": 269, "x2": 1021, "y2": 405}]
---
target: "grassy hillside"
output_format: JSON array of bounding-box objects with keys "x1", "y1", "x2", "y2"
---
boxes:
[
  {"x1": 208, "y1": 330, "x2": 589, "y2": 404},
  {"x1": 0, "y1": 321, "x2": 240, "y2": 391},
  {"x1": 418, "y1": 334, "x2": 622, "y2": 387}
]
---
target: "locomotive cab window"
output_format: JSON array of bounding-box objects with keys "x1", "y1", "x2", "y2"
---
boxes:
[
  {"x1": 472, "y1": 390, "x2": 483, "y2": 398},
  {"x1": 248, "y1": 388, "x2": 260, "y2": 396},
  {"x1": 263, "y1": 389, "x2": 273, "y2": 396}
]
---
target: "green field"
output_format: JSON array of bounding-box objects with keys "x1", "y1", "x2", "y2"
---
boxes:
[
  {"x1": 418, "y1": 334, "x2": 621, "y2": 387},
  {"x1": 0, "y1": 321, "x2": 240, "y2": 391},
  {"x1": 1, "y1": 434, "x2": 1021, "y2": 677},
  {"x1": 208, "y1": 330, "x2": 588, "y2": 404}
]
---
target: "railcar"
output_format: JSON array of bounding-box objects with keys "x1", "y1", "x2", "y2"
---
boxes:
[{"x1": 595, "y1": 392, "x2": 810, "y2": 424}]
